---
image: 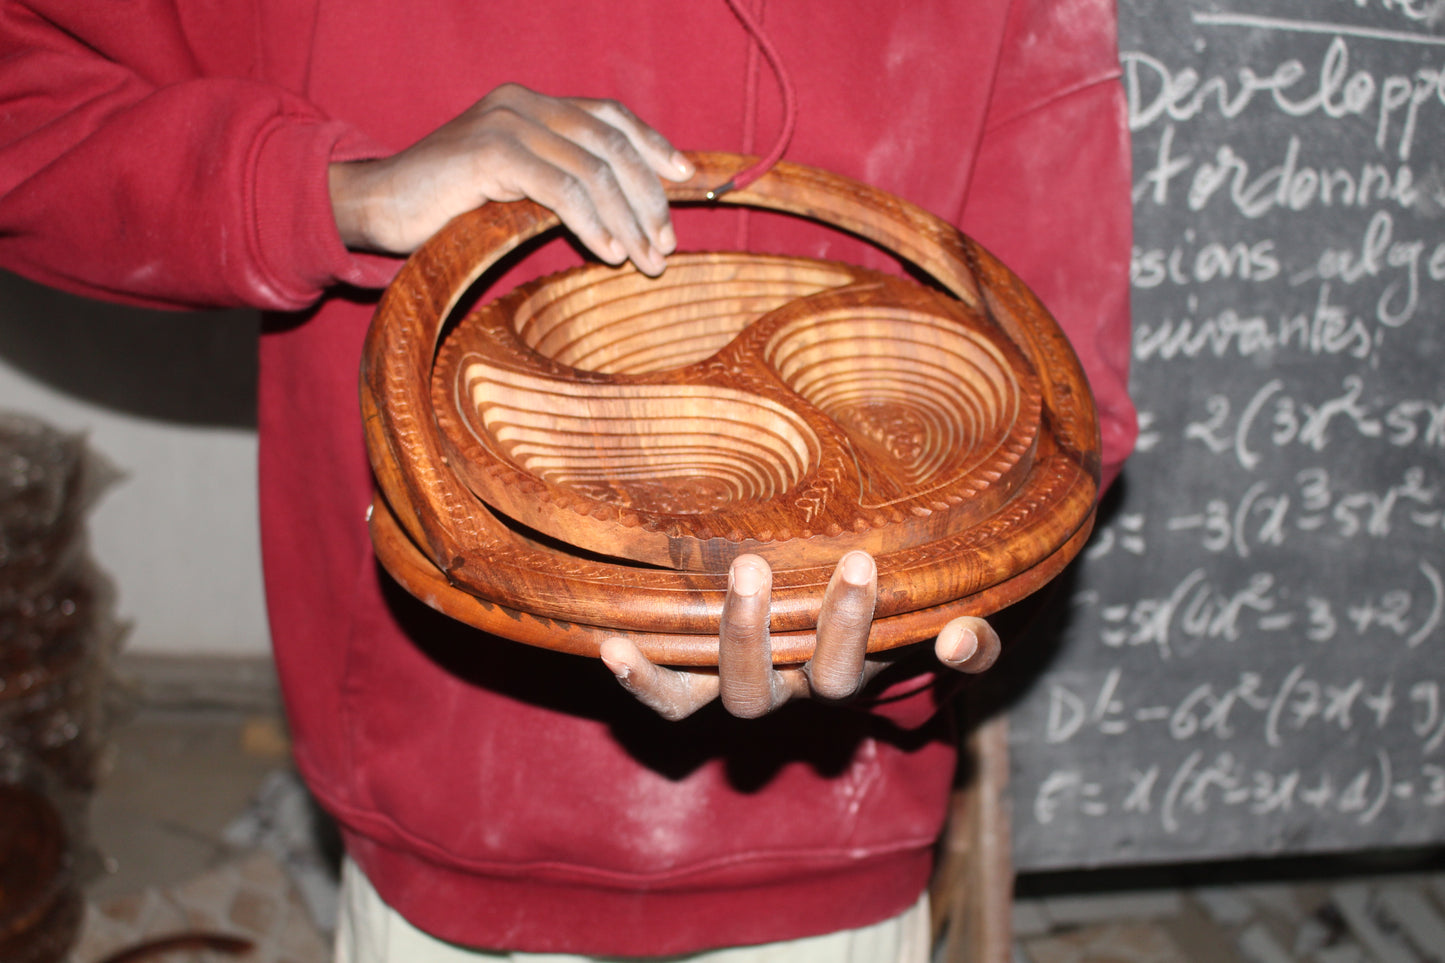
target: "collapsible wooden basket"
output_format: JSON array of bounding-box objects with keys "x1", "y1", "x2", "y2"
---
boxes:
[{"x1": 362, "y1": 153, "x2": 1100, "y2": 665}]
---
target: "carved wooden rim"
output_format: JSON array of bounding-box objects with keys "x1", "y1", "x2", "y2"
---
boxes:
[
  {"x1": 360, "y1": 152, "x2": 1100, "y2": 663},
  {"x1": 368, "y1": 489, "x2": 1095, "y2": 665}
]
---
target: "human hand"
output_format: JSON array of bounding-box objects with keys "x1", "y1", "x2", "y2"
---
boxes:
[
  {"x1": 329, "y1": 84, "x2": 694, "y2": 276},
  {"x1": 599, "y1": 552, "x2": 1002, "y2": 721}
]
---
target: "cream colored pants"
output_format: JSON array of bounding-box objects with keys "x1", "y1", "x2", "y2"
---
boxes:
[{"x1": 334, "y1": 857, "x2": 931, "y2": 963}]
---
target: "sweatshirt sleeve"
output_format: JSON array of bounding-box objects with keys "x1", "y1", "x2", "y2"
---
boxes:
[
  {"x1": 958, "y1": 0, "x2": 1139, "y2": 489},
  {"x1": 0, "y1": 1, "x2": 397, "y2": 311}
]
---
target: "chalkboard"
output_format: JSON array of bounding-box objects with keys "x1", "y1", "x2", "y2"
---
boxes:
[{"x1": 1008, "y1": 0, "x2": 1445, "y2": 871}]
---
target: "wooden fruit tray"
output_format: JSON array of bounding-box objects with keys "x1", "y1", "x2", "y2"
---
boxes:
[
  {"x1": 361, "y1": 152, "x2": 1100, "y2": 665},
  {"x1": 431, "y1": 254, "x2": 1043, "y2": 571}
]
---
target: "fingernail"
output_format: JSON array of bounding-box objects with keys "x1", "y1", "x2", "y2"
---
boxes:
[
  {"x1": 942, "y1": 625, "x2": 978, "y2": 665},
  {"x1": 672, "y1": 151, "x2": 695, "y2": 178},
  {"x1": 731, "y1": 560, "x2": 764, "y2": 597},
  {"x1": 647, "y1": 246, "x2": 667, "y2": 275},
  {"x1": 840, "y1": 551, "x2": 872, "y2": 587},
  {"x1": 601, "y1": 651, "x2": 631, "y2": 682},
  {"x1": 601, "y1": 236, "x2": 626, "y2": 264},
  {"x1": 657, "y1": 222, "x2": 677, "y2": 254}
]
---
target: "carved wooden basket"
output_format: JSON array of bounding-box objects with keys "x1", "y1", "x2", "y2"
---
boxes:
[{"x1": 362, "y1": 153, "x2": 1100, "y2": 665}]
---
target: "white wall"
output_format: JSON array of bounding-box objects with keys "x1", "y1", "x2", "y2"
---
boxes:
[{"x1": 0, "y1": 271, "x2": 269, "y2": 657}]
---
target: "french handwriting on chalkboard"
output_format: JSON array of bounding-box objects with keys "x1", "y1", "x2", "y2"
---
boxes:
[{"x1": 1010, "y1": 2, "x2": 1445, "y2": 869}]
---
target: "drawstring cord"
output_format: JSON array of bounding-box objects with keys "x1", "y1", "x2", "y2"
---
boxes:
[{"x1": 707, "y1": 0, "x2": 797, "y2": 200}]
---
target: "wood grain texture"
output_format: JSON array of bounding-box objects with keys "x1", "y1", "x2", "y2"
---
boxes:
[
  {"x1": 368, "y1": 487, "x2": 1095, "y2": 666},
  {"x1": 431, "y1": 254, "x2": 1042, "y2": 571},
  {"x1": 360, "y1": 152, "x2": 1100, "y2": 664},
  {"x1": 0, "y1": 782, "x2": 80, "y2": 963}
]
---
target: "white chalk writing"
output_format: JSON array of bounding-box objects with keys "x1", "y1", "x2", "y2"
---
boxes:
[{"x1": 1015, "y1": 4, "x2": 1445, "y2": 865}]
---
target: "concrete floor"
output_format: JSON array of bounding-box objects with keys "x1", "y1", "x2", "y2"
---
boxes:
[
  {"x1": 65, "y1": 694, "x2": 1445, "y2": 963},
  {"x1": 69, "y1": 704, "x2": 330, "y2": 963},
  {"x1": 86, "y1": 709, "x2": 293, "y2": 900}
]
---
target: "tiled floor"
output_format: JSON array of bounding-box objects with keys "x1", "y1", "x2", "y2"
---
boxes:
[
  {"x1": 69, "y1": 704, "x2": 332, "y2": 963},
  {"x1": 69, "y1": 852, "x2": 329, "y2": 963},
  {"x1": 1013, "y1": 858, "x2": 1445, "y2": 962},
  {"x1": 62, "y1": 693, "x2": 1445, "y2": 963},
  {"x1": 86, "y1": 709, "x2": 293, "y2": 902}
]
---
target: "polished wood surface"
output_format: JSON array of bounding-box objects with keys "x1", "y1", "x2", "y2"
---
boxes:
[
  {"x1": 432, "y1": 253, "x2": 1042, "y2": 571},
  {"x1": 368, "y1": 486, "x2": 1095, "y2": 665},
  {"x1": 0, "y1": 782, "x2": 80, "y2": 963},
  {"x1": 361, "y1": 152, "x2": 1100, "y2": 664}
]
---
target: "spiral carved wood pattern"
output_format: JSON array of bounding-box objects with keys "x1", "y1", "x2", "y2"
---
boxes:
[
  {"x1": 431, "y1": 254, "x2": 1042, "y2": 571},
  {"x1": 361, "y1": 152, "x2": 1100, "y2": 665}
]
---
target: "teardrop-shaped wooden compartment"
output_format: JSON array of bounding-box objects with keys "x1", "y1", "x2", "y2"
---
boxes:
[{"x1": 361, "y1": 152, "x2": 1101, "y2": 665}]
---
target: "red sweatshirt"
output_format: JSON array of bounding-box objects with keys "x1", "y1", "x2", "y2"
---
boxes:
[{"x1": 0, "y1": 0, "x2": 1136, "y2": 954}]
